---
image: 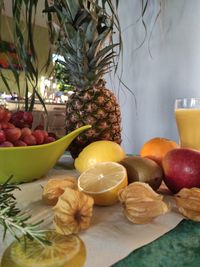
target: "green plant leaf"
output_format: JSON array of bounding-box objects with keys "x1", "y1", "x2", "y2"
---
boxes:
[
  {"x1": 0, "y1": 72, "x2": 13, "y2": 96},
  {"x1": 29, "y1": 88, "x2": 36, "y2": 112},
  {"x1": 90, "y1": 43, "x2": 118, "y2": 66},
  {"x1": 35, "y1": 89, "x2": 48, "y2": 115},
  {"x1": 87, "y1": 28, "x2": 111, "y2": 60},
  {"x1": 85, "y1": 19, "x2": 98, "y2": 44},
  {"x1": 24, "y1": 80, "x2": 29, "y2": 111}
]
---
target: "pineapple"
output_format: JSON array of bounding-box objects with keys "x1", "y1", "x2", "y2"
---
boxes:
[
  {"x1": 46, "y1": 0, "x2": 122, "y2": 158},
  {"x1": 66, "y1": 82, "x2": 121, "y2": 158}
]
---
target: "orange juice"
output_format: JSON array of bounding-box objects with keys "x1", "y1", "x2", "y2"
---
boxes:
[{"x1": 175, "y1": 108, "x2": 200, "y2": 150}]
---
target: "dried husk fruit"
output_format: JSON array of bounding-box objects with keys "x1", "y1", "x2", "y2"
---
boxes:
[
  {"x1": 175, "y1": 187, "x2": 200, "y2": 221},
  {"x1": 53, "y1": 188, "x2": 94, "y2": 235},
  {"x1": 42, "y1": 177, "x2": 77, "y2": 205},
  {"x1": 118, "y1": 182, "x2": 169, "y2": 224}
]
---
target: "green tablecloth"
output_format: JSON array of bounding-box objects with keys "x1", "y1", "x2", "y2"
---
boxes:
[{"x1": 113, "y1": 220, "x2": 200, "y2": 267}]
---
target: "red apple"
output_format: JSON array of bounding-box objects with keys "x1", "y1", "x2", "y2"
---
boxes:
[{"x1": 162, "y1": 148, "x2": 200, "y2": 193}]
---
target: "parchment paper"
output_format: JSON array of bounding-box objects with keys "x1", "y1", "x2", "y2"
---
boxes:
[{"x1": 0, "y1": 155, "x2": 184, "y2": 267}]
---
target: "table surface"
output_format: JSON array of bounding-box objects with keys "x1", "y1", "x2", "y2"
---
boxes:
[
  {"x1": 0, "y1": 155, "x2": 199, "y2": 267},
  {"x1": 113, "y1": 219, "x2": 200, "y2": 267}
]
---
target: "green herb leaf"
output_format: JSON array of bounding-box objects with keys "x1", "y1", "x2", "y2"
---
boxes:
[{"x1": 0, "y1": 176, "x2": 51, "y2": 246}]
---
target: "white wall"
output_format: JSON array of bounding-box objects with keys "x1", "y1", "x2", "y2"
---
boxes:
[{"x1": 107, "y1": 0, "x2": 200, "y2": 154}]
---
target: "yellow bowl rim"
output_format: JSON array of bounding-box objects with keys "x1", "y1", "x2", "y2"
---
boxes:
[{"x1": 0, "y1": 125, "x2": 91, "y2": 151}]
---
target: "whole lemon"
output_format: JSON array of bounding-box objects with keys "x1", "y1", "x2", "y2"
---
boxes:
[{"x1": 74, "y1": 141, "x2": 126, "y2": 173}]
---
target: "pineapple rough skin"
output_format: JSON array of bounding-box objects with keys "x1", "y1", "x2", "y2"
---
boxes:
[{"x1": 66, "y1": 86, "x2": 121, "y2": 159}]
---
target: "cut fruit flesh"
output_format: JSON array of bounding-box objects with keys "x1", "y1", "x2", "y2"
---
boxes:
[
  {"x1": 78, "y1": 162, "x2": 128, "y2": 206},
  {"x1": 1, "y1": 231, "x2": 86, "y2": 267}
]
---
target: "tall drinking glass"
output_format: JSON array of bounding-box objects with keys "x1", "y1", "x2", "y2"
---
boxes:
[{"x1": 175, "y1": 98, "x2": 200, "y2": 150}]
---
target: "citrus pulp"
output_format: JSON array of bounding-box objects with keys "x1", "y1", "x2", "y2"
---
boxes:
[
  {"x1": 1, "y1": 231, "x2": 86, "y2": 267},
  {"x1": 78, "y1": 162, "x2": 128, "y2": 206}
]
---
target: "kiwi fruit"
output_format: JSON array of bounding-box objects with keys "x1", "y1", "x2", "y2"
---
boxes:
[{"x1": 120, "y1": 156, "x2": 163, "y2": 191}]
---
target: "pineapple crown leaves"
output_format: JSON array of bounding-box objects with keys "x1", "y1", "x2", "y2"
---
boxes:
[{"x1": 44, "y1": 0, "x2": 120, "y2": 89}]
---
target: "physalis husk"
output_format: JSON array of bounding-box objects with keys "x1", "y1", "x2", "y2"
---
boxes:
[
  {"x1": 42, "y1": 177, "x2": 77, "y2": 205},
  {"x1": 53, "y1": 188, "x2": 94, "y2": 235},
  {"x1": 118, "y1": 182, "x2": 169, "y2": 224},
  {"x1": 175, "y1": 187, "x2": 200, "y2": 221}
]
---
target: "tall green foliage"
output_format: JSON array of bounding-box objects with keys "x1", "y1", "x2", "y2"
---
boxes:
[
  {"x1": 0, "y1": 0, "x2": 46, "y2": 112},
  {"x1": 54, "y1": 63, "x2": 74, "y2": 92},
  {"x1": 43, "y1": 0, "x2": 121, "y2": 90},
  {"x1": 0, "y1": 0, "x2": 153, "y2": 110},
  {"x1": 43, "y1": 0, "x2": 154, "y2": 90}
]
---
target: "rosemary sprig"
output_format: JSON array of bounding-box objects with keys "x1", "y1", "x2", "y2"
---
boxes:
[{"x1": 0, "y1": 177, "x2": 51, "y2": 246}]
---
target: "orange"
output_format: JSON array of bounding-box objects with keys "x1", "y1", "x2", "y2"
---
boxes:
[{"x1": 140, "y1": 137, "x2": 179, "y2": 166}]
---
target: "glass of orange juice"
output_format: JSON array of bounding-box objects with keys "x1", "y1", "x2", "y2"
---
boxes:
[{"x1": 175, "y1": 98, "x2": 200, "y2": 150}]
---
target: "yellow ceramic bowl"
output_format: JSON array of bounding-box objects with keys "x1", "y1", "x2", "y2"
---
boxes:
[{"x1": 0, "y1": 125, "x2": 91, "y2": 184}]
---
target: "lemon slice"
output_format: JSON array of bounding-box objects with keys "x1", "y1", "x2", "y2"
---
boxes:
[
  {"x1": 1, "y1": 231, "x2": 86, "y2": 267},
  {"x1": 78, "y1": 162, "x2": 128, "y2": 206}
]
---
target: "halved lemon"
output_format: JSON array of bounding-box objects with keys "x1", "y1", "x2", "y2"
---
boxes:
[
  {"x1": 1, "y1": 231, "x2": 86, "y2": 267},
  {"x1": 77, "y1": 162, "x2": 128, "y2": 206}
]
